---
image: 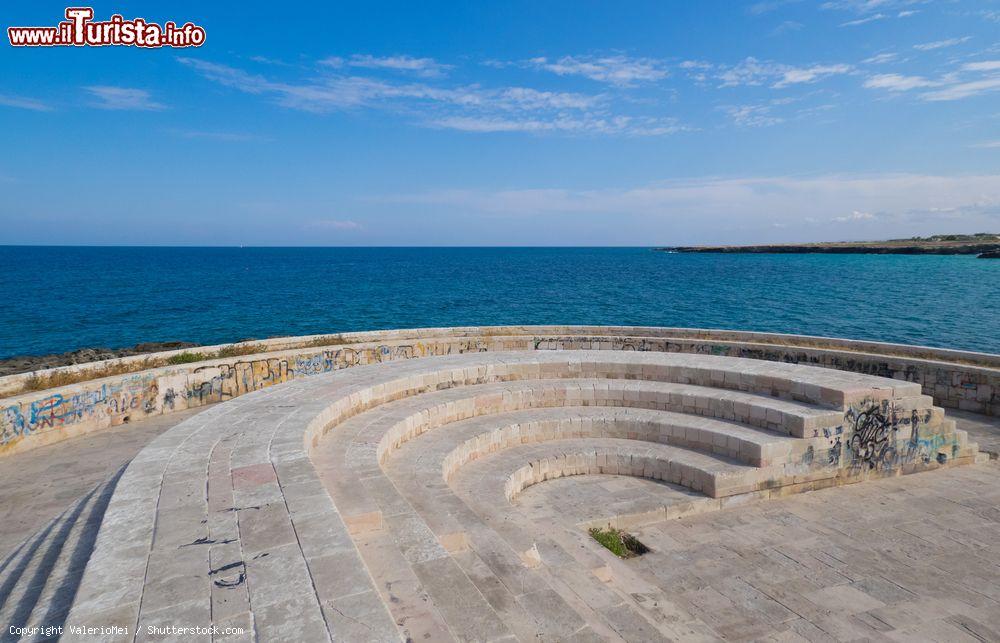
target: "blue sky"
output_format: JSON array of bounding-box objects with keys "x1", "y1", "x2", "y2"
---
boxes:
[{"x1": 1, "y1": 0, "x2": 999, "y2": 245}]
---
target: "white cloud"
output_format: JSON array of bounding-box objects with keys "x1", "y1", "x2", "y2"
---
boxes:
[
  {"x1": 821, "y1": 0, "x2": 924, "y2": 14},
  {"x1": 249, "y1": 55, "x2": 292, "y2": 66},
  {"x1": 832, "y1": 210, "x2": 875, "y2": 222},
  {"x1": 747, "y1": 0, "x2": 801, "y2": 15},
  {"x1": 774, "y1": 64, "x2": 852, "y2": 87},
  {"x1": 833, "y1": 1, "x2": 920, "y2": 25},
  {"x1": 922, "y1": 77, "x2": 1000, "y2": 102},
  {"x1": 821, "y1": 0, "x2": 888, "y2": 10},
  {"x1": 841, "y1": 13, "x2": 887, "y2": 26},
  {"x1": 494, "y1": 87, "x2": 602, "y2": 111},
  {"x1": 85, "y1": 86, "x2": 165, "y2": 111},
  {"x1": 178, "y1": 59, "x2": 271, "y2": 92},
  {"x1": 862, "y1": 53, "x2": 898, "y2": 64},
  {"x1": 526, "y1": 55, "x2": 668, "y2": 86},
  {"x1": 720, "y1": 104, "x2": 784, "y2": 127},
  {"x1": 864, "y1": 73, "x2": 938, "y2": 91},
  {"x1": 862, "y1": 58, "x2": 1000, "y2": 101},
  {"x1": 167, "y1": 129, "x2": 261, "y2": 142},
  {"x1": 180, "y1": 58, "x2": 460, "y2": 111},
  {"x1": 429, "y1": 115, "x2": 688, "y2": 136},
  {"x1": 771, "y1": 20, "x2": 804, "y2": 35},
  {"x1": 325, "y1": 55, "x2": 452, "y2": 78},
  {"x1": 307, "y1": 219, "x2": 362, "y2": 230},
  {"x1": 430, "y1": 116, "x2": 551, "y2": 133},
  {"x1": 180, "y1": 58, "x2": 601, "y2": 113},
  {"x1": 0, "y1": 93, "x2": 52, "y2": 111},
  {"x1": 913, "y1": 36, "x2": 972, "y2": 51},
  {"x1": 970, "y1": 140, "x2": 1000, "y2": 149},
  {"x1": 370, "y1": 173, "x2": 1000, "y2": 237},
  {"x1": 963, "y1": 61, "x2": 1000, "y2": 72},
  {"x1": 179, "y1": 58, "x2": 682, "y2": 137},
  {"x1": 717, "y1": 58, "x2": 773, "y2": 86},
  {"x1": 718, "y1": 57, "x2": 851, "y2": 88},
  {"x1": 678, "y1": 60, "x2": 714, "y2": 83}
]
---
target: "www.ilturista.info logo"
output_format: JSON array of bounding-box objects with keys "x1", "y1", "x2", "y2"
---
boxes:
[{"x1": 8, "y1": 7, "x2": 206, "y2": 48}]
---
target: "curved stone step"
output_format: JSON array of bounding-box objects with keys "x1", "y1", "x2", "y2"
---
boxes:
[
  {"x1": 492, "y1": 438, "x2": 747, "y2": 500},
  {"x1": 351, "y1": 377, "x2": 847, "y2": 454},
  {"x1": 426, "y1": 406, "x2": 806, "y2": 474}
]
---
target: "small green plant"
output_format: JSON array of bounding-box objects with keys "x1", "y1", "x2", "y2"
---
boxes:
[
  {"x1": 588, "y1": 525, "x2": 649, "y2": 558},
  {"x1": 167, "y1": 352, "x2": 207, "y2": 365}
]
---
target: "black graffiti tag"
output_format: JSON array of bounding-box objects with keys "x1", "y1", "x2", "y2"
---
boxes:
[{"x1": 848, "y1": 404, "x2": 897, "y2": 470}]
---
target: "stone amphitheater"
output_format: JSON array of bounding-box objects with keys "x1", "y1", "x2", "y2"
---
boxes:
[{"x1": 1, "y1": 327, "x2": 998, "y2": 642}]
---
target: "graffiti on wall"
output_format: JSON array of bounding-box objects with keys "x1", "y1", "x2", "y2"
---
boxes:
[
  {"x1": 28, "y1": 379, "x2": 150, "y2": 430},
  {"x1": 2, "y1": 378, "x2": 152, "y2": 447},
  {"x1": 534, "y1": 337, "x2": 655, "y2": 352},
  {"x1": 845, "y1": 402, "x2": 898, "y2": 470},
  {"x1": 1, "y1": 405, "x2": 26, "y2": 446},
  {"x1": 2, "y1": 333, "x2": 992, "y2": 450},
  {"x1": 0, "y1": 338, "x2": 503, "y2": 448},
  {"x1": 841, "y1": 400, "x2": 960, "y2": 471}
]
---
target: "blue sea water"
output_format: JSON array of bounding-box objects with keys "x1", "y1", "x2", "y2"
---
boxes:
[{"x1": 0, "y1": 246, "x2": 997, "y2": 358}]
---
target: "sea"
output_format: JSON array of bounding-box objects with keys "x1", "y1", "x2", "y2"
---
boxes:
[{"x1": 0, "y1": 246, "x2": 997, "y2": 358}]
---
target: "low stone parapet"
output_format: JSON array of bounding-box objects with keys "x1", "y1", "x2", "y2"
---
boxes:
[{"x1": 0, "y1": 326, "x2": 995, "y2": 455}]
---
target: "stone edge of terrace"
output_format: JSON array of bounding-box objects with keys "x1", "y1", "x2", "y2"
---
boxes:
[
  {"x1": 3, "y1": 326, "x2": 998, "y2": 390},
  {"x1": 1, "y1": 326, "x2": 997, "y2": 457}
]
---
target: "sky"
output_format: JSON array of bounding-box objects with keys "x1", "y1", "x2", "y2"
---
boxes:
[{"x1": 1, "y1": 0, "x2": 999, "y2": 246}]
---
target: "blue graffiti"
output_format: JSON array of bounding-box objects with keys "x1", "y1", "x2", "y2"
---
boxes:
[{"x1": 1, "y1": 405, "x2": 27, "y2": 445}]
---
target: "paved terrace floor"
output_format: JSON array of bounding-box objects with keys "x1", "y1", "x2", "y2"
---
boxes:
[
  {"x1": 0, "y1": 350, "x2": 997, "y2": 642},
  {"x1": 523, "y1": 462, "x2": 1000, "y2": 641},
  {"x1": 0, "y1": 408, "x2": 204, "y2": 556}
]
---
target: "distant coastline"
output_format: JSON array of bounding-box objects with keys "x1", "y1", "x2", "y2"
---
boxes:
[{"x1": 657, "y1": 233, "x2": 1000, "y2": 257}]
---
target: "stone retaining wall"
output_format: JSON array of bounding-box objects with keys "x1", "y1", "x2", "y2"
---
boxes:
[{"x1": 0, "y1": 326, "x2": 996, "y2": 455}]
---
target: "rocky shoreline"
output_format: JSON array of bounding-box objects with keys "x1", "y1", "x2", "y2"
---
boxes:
[
  {"x1": 656, "y1": 234, "x2": 1000, "y2": 257},
  {"x1": 0, "y1": 341, "x2": 200, "y2": 377}
]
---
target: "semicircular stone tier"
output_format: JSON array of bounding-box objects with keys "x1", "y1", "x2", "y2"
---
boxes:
[{"x1": 50, "y1": 350, "x2": 976, "y2": 641}]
